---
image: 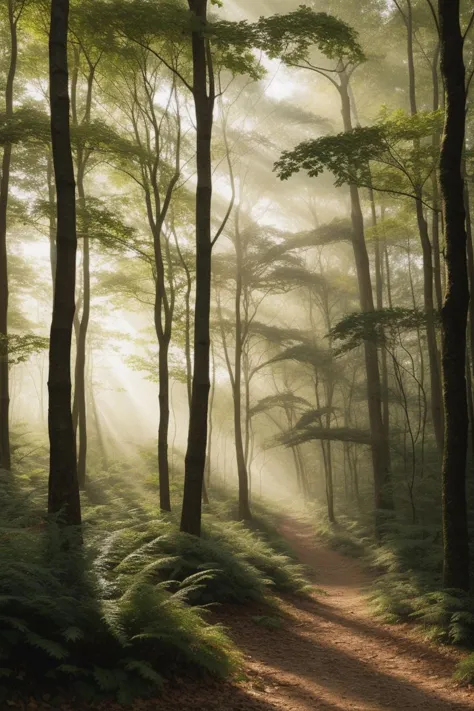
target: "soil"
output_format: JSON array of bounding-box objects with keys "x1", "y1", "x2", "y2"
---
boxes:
[
  {"x1": 13, "y1": 518, "x2": 474, "y2": 711},
  {"x1": 159, "y1": 517, "x2": 474, "y2": 710}
]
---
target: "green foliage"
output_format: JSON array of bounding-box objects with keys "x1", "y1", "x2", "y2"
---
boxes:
[
  {"x1": 0, "y1": 334, "x2": 49, "y2": 366},
  {"x1": 0, "y1": 475, "x2": 238, "y2": 701},
  {"x1": 101, "y1": 513, "x2": 308, "y2": 604},
  {"x1": 329, "y1": 308, "x2": 434, "y2": 355},
  {"x1": 410, "y1": 590, "x2": 474, "y2": 645},
  {"x1": 251, "y1": 614, "x2": 283, "y2": 630},
  {"x1": 275, "y1": 126, "x2": 384, "y2": 183},
  {"x1": 0, "y1": 106, "x2": 50, "y2": 146},
  {"x1": 0, "y1": 472, "x2": 308, "y2": 701},
  {"x1": 258, "y1": 6, "x2": 364, "y2": 65},
  {"x1": 275, "y1": 110, "x2": 443, "y2": 194},
  {"x1": 454, "y1": 654, "x2": 474, "y2": 684}
]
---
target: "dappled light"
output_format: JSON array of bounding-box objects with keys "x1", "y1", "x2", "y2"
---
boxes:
[{"x1": 1, "y1": 0, "x2": 474, "y2": 709}]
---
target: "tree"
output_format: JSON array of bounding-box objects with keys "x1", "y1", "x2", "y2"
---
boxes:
[
  {"x1": 274, "y1": 65, "x2": 395, "y2": 530},
  {"x1": 179, "y1": 0, "x2": 215, "y2": 535},
  {"x1": 47, "y1": 0, "x2": 81, "y2": 528},
  {"x1": 438, "y1": 0, "x2": 471, "y2": 592},
  {"x1": 0, "y1": 0, "x2": 21, "y2": 471}
]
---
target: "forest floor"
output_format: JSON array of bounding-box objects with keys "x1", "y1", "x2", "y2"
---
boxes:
[
  {"x1": 20, "y1": 517, "x2": 474, "y2": 711},
  {"x1": 158, "y1": 517, "x2": 474, "y2": 711}
]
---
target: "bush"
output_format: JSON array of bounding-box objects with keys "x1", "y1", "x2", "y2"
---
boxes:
[{"x1": 0, "y1": 470, "x2": 308, "y2": 702}]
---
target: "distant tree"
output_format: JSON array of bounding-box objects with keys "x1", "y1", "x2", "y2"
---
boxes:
[{"x1": 0, "y1": 0, "x2": 21, "y2": 471}]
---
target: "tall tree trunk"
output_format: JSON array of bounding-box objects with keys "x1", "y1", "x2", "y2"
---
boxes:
[
  {"x1": 205, "y1": 340, "x2": 215, "y2": 488},
  {"x1": 181, "y1": 0, "x2": 214, "y2": 536},
  {"x1": 152, "y1": 223, "x2": 172, "y2": 512},
  {"x1": 72, "y1": 61, "x2": 95, "y2": 490},
  {"x1": 339, "y1": 74, "x2": 393, "y2": 523},
  {"x1": 370, "y1": 190, "x2": 390, "y2": 443},
  {"x1": 432, "y1": 42, "x2": 443, "y2": 313},
  {"x1": 47, "y1": 0, "x2": 81, "y2": 528},
  {"x1": 439, "y1": 0, "x2": 470, "y2": 591},
  {"x1": 233, "y1": 215, "x2": 251, "y2": 520},
  {"x1": 398, "y1": 0, "x2": 444, "y2": 452},
  {"x1": 415, "y1": 196, "x2": 444, "y2": 451},
  {"x1": 0, "y1": 1, "x2": 17, "y2": 472},
  {"x1": 47, "y1": 153, "x2": 57, "y2": 289},
  {"x1": 74, "y1": 157, "x2": 90, "y2": 489}
]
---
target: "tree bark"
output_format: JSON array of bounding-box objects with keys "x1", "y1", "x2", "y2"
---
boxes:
[
  {"x1": 232, "y1": 215, "x2": 251, "y2": 520},
  {"x1": 72, "y1": 59, "x2": 95, "y2": 490},
  {"x1": 47, "y1": 0, "x2": 81, "y2": 528},
  {"x1": 74, "y1": 156, "x2": 90, "y2": 489},
  {"x1": 0, "y1": 1, "x2": 17, "y2": 472},
  {"x1": 439, "y1": 0, "x2": 470, "y2": 591},
  {"x1": 370, "y1": 191, "x2": 390, "y2": 444},
  {"x1": 432, "y1": 42, "x2": 443, "y2": 313},
  {"x1": 205, "y1": 340, "x2": 215, "y2": 489},
  {"x1": 415, "y1": 195, "x2": 444, "y2": 451},
  {"x1": 339, "y1": 74, "x2": 393, "y2": 524},
  {"x1": 181, "y1": 0, "x2": 214, "y2": 536}
]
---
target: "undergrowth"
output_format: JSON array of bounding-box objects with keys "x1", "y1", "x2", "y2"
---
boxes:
[
  {"x1": 0, "y1": 468, "x2": 308, "y2": 703},
  {"x1": 310, "y1": 502, "x2": 474, "y2": 681}
]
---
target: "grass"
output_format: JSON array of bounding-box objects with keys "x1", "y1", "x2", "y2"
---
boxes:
[{"x1": 0, "y1": 465, "x2": 308, "y2": 703}]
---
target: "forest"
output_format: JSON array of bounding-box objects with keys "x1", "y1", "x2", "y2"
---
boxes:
[{"x1": 1, "y1": 0, "x2": 474, "y2": 709}]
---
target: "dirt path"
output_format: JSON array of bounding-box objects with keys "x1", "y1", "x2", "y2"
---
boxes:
[{"x1": 160, "y1": 518, "x2": 474, "y2": 711}]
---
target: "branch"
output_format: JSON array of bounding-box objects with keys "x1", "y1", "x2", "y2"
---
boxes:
[
  {"x1": 464, "y1": 11, "x2": 474, "y2": 41},
  {"x1": 424, "y1": 0, "x2": 440, "y2": 36},
  {"x1": 121, "y1": 34, "x2": 193, "y2": 93}
]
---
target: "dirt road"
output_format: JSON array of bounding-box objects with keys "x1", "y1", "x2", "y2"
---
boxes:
[{"x1": 161, "y1": 519, "x2": 474, "y2": 710}]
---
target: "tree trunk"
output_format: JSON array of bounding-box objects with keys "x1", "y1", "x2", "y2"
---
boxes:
[
  {"x1": 205, "y1": 340, "x2": 215, "y2": 489},
  {"x1": 0, "y1": 1, "x2": 17, "y2": 472},
  {"x1": 339, "y1": 74, "x2": 393, "y2": 523},
  {"x1": 181, "y1": 0, "x2": 214, "y2": 536},
  {"x1": 47, "y1": 153, "x2": 57, "y2": 289},
  {"x1": 415, "y1": 196, "x2": 444, "y2": 451},
  {"x1": 74, "y1": 157, "x2": 90, "y2": 489},
  {"x1": 370, "y1": 191, "x2": 390, "y2": 443},
  {"x1": 464, "y1": 165, "x2": 474, "y2": 400},
  {"x1": 439, "y1": 0, "x2": 470, "y2": 591},
  {"x1": 432, "y1": 42, "x2": 443, "y2": 313},
  {"x1": 47, "y1": 0, "x2": 81, "y2": 528},
  {"x1": 72, "y1": 60, "x2": 95, "y2": 490},
  {"x1": 233, "y1": 217, "x2": 251, "y2": 521}
]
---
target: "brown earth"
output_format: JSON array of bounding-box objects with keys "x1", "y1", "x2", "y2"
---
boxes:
[
  {"x1": 159, "y1": 517, "x2": 474, "y2": 710},
  {"x1": 13, "y1": 518, "x2": 474, "y2": 711}
]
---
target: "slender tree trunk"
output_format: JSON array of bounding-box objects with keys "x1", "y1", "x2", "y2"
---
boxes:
[
  {"x1": 339, "y1": 75, "x2": 393, "y2": 524},
  {"x1": 172, "y1": 224, "x2": 193, "y2": 407},
  {"x1": 47, "y1": 0, "x2": 81, "y2": 528},
  {"x1": 205, "y1": 340, "x2": 215, "y2": 488},
  {"x1": 47, "y1": 153, "x2": 57, "y2": 289},
  {"x1": 232, "y1": 217, "x2": 251, "y2": 521},
  {"x1": 72, "y1": 60, "x2": 95, "y2": 490},
  {"x1": 415, "y1": 196, "x2": 444, "y2": 451},
  {"x1": 439, "y1": 0, "x2": 470, "y2": 591},
  {"x1": 399, "y1": 0, "x2": 444, "y2": 452},
  {"x1": 432, "y1": 42, "x2": 443, "y2": 313},
  {"x1": 464, "y1": 165, "x2": 474, "y2": 396},
  {"x1": 74, "y1": 157, "x2": 90, "y2": 489},
  {"x1": 157, "y1": 333, "x2": 171, "y2": 511},
  {"x1": 370, "y1": 191, "x2": 390, "y2": 443},
  {"x1": 90, "y1": 374, "x2": 108, "y2": 469},
  {"x1": 0, "y1": 2, "x2": 17, "y2": 472},
  {"x1": 181, "y1": 0, "x2": 215, "y2": 536}
]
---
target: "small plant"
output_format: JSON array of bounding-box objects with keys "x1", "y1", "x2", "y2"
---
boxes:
[{"x1": 252, "y1": 615, "x2": 283, "y2": 630}]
